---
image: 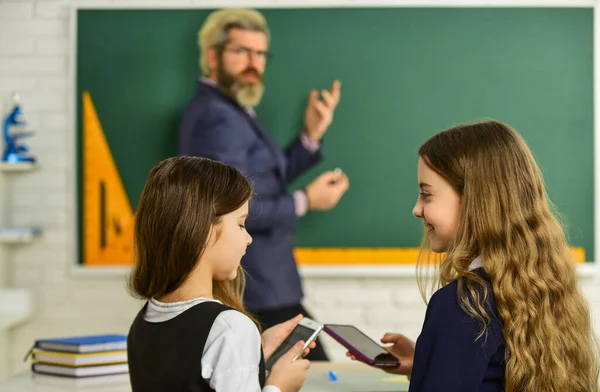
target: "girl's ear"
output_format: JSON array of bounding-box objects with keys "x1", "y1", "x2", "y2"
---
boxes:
[
  {"x1": 207, "y1": 222, "x2": 222, "y2": 245},
  {"x1": 202, "y1": 225, "x2": 218, "y2": 263}
]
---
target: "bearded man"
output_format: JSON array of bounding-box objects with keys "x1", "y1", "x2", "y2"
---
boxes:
[{"x1": 178, "y1": 8, "x2": 349, "y2": 361}]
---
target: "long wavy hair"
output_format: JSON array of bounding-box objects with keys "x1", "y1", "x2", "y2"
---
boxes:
[
  {"x1": 128, "y1": 156, "x2": 259, "y2": 328},
  {"x1": 417, "y1": 120, "x2": 599, "y2": 391}
]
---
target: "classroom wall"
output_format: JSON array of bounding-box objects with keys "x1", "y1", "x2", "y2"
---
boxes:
[{"x1": 1, "y1": 0, "x2": 600, "y2": 379}]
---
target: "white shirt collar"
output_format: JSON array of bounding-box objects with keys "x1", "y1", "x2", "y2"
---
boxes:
[{"x1": 468, "y1": 256, "x2": 483, "y2": 271}]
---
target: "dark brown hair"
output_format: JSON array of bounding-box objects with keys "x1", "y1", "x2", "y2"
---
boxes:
[{"x1": 128, "y1": 156, "x2": 258, "y2": 325}]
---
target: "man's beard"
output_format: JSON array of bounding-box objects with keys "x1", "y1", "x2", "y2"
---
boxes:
[{"x1": 217, "y1": 62, "x2": 264, "y2": 107}]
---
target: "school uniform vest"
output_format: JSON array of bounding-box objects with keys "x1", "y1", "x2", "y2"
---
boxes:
[{"x1": 127, "y1": 301, "x2": 266, "y2": 392}]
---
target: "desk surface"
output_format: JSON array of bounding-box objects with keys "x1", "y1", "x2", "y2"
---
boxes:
[{"x1": 0, "y1": 362, "x2": 409, "y2": 391}]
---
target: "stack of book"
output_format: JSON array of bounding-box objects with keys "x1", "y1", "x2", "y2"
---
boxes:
[{"x1": 29, "y1": 334, "x2": 128, "y2": 378}]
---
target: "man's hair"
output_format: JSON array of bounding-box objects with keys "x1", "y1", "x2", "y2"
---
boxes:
[{"x1": 198, "y1": 8, "x2": 270, "y2": 75}]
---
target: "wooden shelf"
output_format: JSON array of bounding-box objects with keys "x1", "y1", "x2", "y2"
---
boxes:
[
  {"x1": 0, "y1": 159, "x2": 38, "y2": 381},
  {"x1": 0, "y1": 228, "x2": 42, "y2": 244},
  {"x1": 0, "y1": 162, "x2": 36, "y2": 172}
]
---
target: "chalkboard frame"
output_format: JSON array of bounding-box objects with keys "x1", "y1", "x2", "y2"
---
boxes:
[{"x1": 69, "y1": 1, "x2": 600, "y2": 274}]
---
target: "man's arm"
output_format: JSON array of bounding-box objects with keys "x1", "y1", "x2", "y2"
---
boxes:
[
  {"x1": 285, "y1": 80, "x2": 340, "y2": 183},
  {"x1": 179, "y1": 106, "x2": 297, "y2": 231},
  {"x1": 283, "y1": 131, "x2": 323, "y2": 183}
]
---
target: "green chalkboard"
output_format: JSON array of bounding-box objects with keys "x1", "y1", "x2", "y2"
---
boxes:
[{"x1": 77, "y1": 7, "x2": 594, "y2": 262}]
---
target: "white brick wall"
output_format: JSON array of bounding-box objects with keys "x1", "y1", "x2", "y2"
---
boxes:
[{"x1": 0, "y1": 0, "x2": 599, "y2": 383}]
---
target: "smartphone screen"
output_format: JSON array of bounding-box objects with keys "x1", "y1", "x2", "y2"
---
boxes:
[
  {"x1": 324, "y1": 325, "x2": 392, "y2": 361},
  {"x1": 264, "y1": 324, "x2": 320, "y2": 371}
]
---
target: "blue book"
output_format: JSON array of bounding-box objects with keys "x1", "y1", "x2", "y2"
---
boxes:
[{"x1": 32, "y1": 334, "x2": 127, "y2": 354}]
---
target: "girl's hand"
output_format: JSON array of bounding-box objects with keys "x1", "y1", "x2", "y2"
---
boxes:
[
  {"x1": 267, "y1": 341, "x2": 311, "y2": 392},
  {"x1": 346, "y1": 332, "x2": 415, "y2": 375}
]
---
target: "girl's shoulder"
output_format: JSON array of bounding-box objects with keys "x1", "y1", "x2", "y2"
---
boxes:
[
  {"x1": 204, "y1": 309, "x2": 262, "y2": 360},
  {"x1": 425, "y1": 271, "x2": 504, "y2": 343},
  {"x1": 429, "y1": 269, "x2": 500, "y2": 322},
  {"x1": 214, "y1": 309, "x2": 260, "y2": 334}
]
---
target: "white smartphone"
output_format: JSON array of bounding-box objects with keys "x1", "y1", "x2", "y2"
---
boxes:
[{"x1": 264, "y1": 317, "x2": 323, "y2": 371}]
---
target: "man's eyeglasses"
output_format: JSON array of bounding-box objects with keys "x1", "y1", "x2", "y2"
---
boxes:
[{"x1": 223, "y1": 46, "x2": 272, "y2": 61}]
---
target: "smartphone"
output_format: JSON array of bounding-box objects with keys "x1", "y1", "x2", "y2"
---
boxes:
[
  {"x1": 323, "y1": 324, "x2": 399, "y2": 368},
  {"x1": 264, "y1": 317, "x2": 323, "y2": 371}
]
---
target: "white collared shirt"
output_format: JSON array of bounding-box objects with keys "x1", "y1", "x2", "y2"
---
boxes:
[{"x1": 468, "y1": 256, "x2": 483, "y2": 271}]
